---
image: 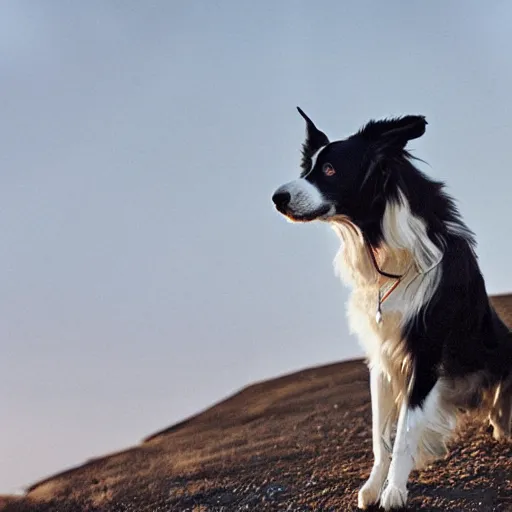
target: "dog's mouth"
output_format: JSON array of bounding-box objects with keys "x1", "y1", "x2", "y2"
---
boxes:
[{"x1": 278, "y1": 204, "x2": 334, "y2": 223}]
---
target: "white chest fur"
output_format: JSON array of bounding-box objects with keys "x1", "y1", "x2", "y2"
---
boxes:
[
  {"x1": 331, "y1": 201, "x2": 443, "y2": 396},
  {"x1": 332, "y1": 222, "x2": 409, "y2": 384}
]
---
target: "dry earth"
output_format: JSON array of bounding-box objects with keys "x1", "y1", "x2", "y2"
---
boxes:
[{"x1": 1, "y1": 294, "x2": 511, "y2": 512}]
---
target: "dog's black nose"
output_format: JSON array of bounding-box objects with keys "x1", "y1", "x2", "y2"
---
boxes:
[{"x1": 272, "y1": 191, "x2": 291, "y2": 210}]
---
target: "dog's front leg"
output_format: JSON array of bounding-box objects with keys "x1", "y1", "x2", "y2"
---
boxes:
[
  {"x1": 380, "y1": 381, "x2": 454, "y2": 510},
  {"x1": 358, "y1": 365, "x2": 396, "y2": 509},
  {"x1": 378, "y1": 397, "x2": 413, "y2": 510}
]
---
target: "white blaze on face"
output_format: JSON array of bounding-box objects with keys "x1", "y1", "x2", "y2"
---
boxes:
[
  {"x1": 275, "y1": 178, "x2": 329, "y2": 218},
  {"x1": 307, "y1": 145, "x2": 327, "y2": 177}
]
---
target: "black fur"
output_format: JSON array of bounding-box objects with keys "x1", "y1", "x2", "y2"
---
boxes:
[{"x1": 406, "y1": 233, "x2": 512, "y2": 408}]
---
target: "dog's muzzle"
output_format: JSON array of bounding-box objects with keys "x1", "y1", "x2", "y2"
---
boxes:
[{"x1": 272, "y1": 179, "x2": 334, "y2": 222}]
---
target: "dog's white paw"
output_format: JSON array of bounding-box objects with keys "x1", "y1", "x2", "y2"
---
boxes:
[
  {"x1": 379, "y1": 483, "x2": 408, "y2": 510},
  {"x1": 357, "y1": 478, "x2": 382, "y2": 509}
]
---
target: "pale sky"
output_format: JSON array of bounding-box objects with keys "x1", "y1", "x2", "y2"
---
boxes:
[{"x1": 1, "y1": 0, "x2": 512, "y2": 495}]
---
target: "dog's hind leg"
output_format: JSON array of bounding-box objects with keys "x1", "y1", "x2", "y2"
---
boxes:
[
  {"x1": 489, "y1": 378, "x2": 512, "y2": 441},
  {"x1": 358, "y1": 365, "x2": 397, "y2": 510},
  {"x1": 380, "y1": 380, "x2": 456, "y2": 511}
]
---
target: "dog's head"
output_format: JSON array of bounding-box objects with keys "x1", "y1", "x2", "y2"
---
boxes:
[{"x1": 272, "y1": 108, "x2": 427, "y2": 236}]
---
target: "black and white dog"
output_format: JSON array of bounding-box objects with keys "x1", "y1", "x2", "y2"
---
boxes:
[{"x1": 272, "y1": 109, "x2": 512, "y2": 510}]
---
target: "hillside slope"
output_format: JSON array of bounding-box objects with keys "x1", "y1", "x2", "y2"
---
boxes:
[{"x1": 1, "y1": 294, "x2": 512, "y2": 512}]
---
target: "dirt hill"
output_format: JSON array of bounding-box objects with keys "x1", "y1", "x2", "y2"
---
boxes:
[{"x1": 1, "y1": 294, "x2": 512, "y2": 512}]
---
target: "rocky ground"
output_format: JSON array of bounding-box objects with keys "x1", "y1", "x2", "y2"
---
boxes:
[{"x1": 1, "y1": 295, "x2": 511, "y2": 512}]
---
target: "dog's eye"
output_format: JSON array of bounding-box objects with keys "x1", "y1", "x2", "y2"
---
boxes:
[{"x1": 323, "y1": 163, "x2": 336, "y2": 177}]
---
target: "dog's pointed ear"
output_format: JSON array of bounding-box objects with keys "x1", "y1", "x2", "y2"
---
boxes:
[
  {"x1": 361, "y1": 115, "x2": 427, "y2": 151},
  {"x1": 297, "y1": 107, "x2": 330, "y2": 173},
  {"x1": 297, "y1": 107, "x2": 330, "y2": 150}
]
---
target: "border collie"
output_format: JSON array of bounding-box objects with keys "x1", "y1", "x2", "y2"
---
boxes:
[{"x1": 271, "y1": 108, "x2": 512, "y2": 510}]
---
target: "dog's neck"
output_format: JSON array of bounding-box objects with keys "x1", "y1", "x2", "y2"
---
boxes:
[{"x1": 331, "y1": 218, "x2": 413, "y2": 290}]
